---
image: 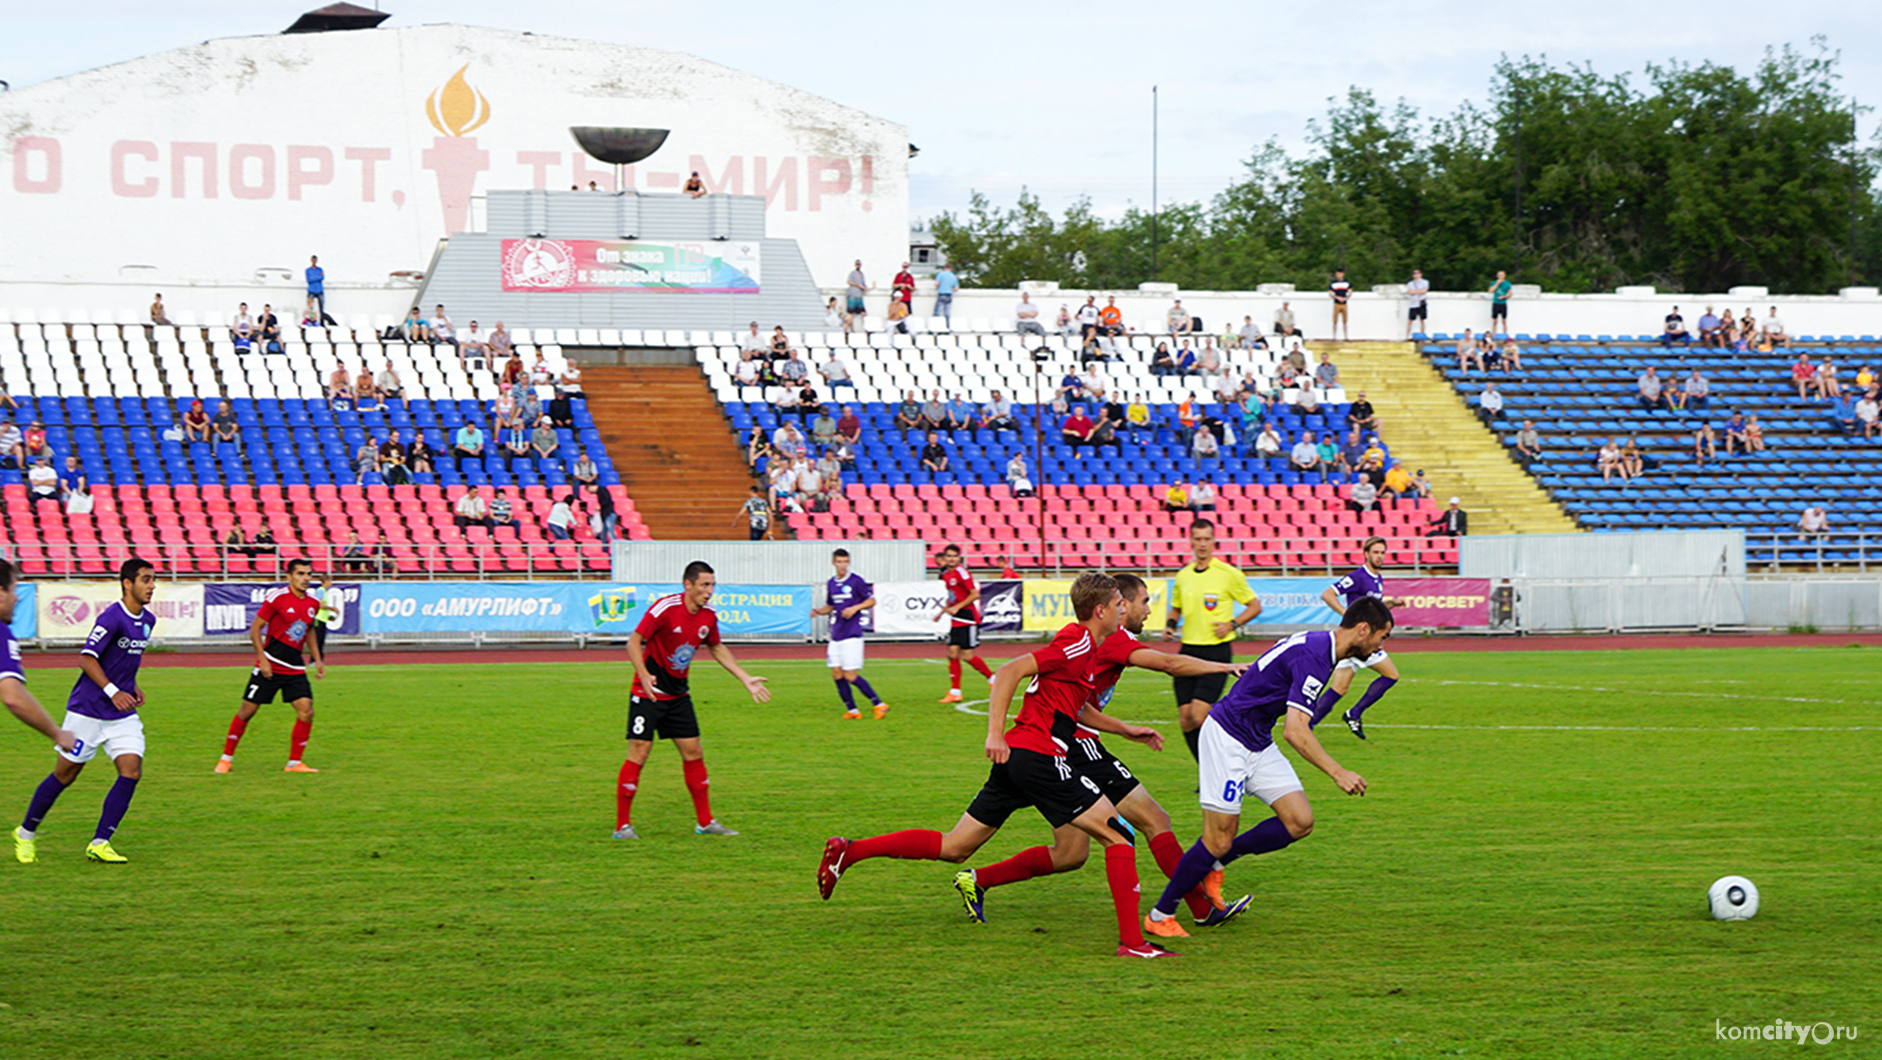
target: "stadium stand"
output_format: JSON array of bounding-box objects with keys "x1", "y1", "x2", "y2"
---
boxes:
[
  {"x1": 1424, "y1": 332, "x2": 1882, "y2": 567},
  {"x1": 0, "y1": 315, "x2": 640, "y2": 575}
]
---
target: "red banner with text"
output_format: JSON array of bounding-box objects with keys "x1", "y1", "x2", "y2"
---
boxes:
[{"x1": 1392, "y1": 578, "x2": 1492, "y2": 626}]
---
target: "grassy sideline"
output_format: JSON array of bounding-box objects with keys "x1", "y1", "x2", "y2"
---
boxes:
[{"x1": 0, "y1": 646, "x2": 1875, "y2": 1059}]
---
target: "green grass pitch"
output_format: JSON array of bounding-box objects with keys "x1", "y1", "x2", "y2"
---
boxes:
[{"x1": 0, "y1": 645, "x2": 1875, "y2": 1059}]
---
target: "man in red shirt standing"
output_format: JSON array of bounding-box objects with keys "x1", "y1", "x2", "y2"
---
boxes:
[
  {"x1": 216, "y1": 558, "x2": 326, "y2": 773},
  {"x1": 891, "y1": 263, "x2": 916, "y2": 310},
  {"x1": 934, "y1": 544, "x2": 994, "y2": 703},
  {"x1": 819, "y1": 572, "x2": 1180, "y2": 958},
  {"x1": 615, "y1": 561, "x2": 770, "y2": 839}
]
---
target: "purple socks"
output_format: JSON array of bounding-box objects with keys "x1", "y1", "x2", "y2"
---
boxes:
[
  {"x1": 835, "y1": 679, "x2": 857, "y2": 711},
  {"x1": 1153, "y1": 817, "x2": 1299, "y2": 916},
  {"x1": 1348, "y1": 676, "x2": 1397, "y2": 719},
  {"x1": 21, "y1": 773, "x2": 67, "y2": 833},
  {"x1": 1226, "y1": 815, "x2": 1297, "y2": 860},
  {"x1": 851, "y1": 676, "x2": 881, "y2": 706},
  {"x1": 94, "y1": 777, "x2": 138, "y2": 842}
]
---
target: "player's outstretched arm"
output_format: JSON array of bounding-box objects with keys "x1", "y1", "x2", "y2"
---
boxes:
[
  {"x1": 984, "y1": 655, "x2": 1038, "y2": 763},
  {"x1": 1282, "y1": 707, "x2": 1366, "y2": 796},
  {"x1": 1320, "y1": 586, "x2": 1347, "y2": 615},
  {"x1": 707, "y1": 642, "x2": 770, "y2": 703},
  {"x1": 1127, "y1": 647, "x2": 1246, "y2": 680},
  {"x1": 0, "y1": 677, "x2": 76, "y2": 752},
  {"x1": 1075, "y1": 704, "x2": 1163, "y2": 752},
  {"x1": 76, "y1": 654, "x2": 137, "y2": 713},
  {"x1": 1163, "y1": 606, "x2": 1181, "y2": 641}
]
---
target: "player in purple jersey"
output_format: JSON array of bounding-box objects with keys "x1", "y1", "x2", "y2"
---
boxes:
[
  {"x1": 1144, "y1": 598, "x2": 1392, "y2": 936},
  {"x1": 1316, "y1": 537, "x2": 1407, "y2": 739},
  {"x1": 13, "y1": 558, "x2": 158, "y2": 865},
  {"x1": 810, "y1": 549, "x2": 887, "y2": 719},
  {"x1": 0, "y1": 560, "x2": 78, "y2": 754}
]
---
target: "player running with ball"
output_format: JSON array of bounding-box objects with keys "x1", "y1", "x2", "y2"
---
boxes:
[
  {"x1": 950, "y1": 573, "x2": 1253, "y2": 930},
  {"x1": 1316, "y1": 536, "x2": 1406, "y2": 739},
  {"x1": 1145, "y1": 597, "x2": 1393, "y2": 940}
]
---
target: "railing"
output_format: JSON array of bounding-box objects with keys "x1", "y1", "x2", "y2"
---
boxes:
[
  {"x1": 1745, "y1": 532, "x2": 1880, "y2": 573},
  {"x1": 2, "y1": 541, "x2": 613, "y2": 581},
  {"x1": 977, "y1": 534, "x2": 1461, "y2": 579}
]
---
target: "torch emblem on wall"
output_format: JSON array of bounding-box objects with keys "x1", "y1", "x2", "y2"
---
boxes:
[{"x1": 421, "y1": 64, "x2": 492, "y2": 234}]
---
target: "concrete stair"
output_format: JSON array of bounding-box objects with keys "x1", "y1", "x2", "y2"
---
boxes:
[
  {"x1": 1307, "y1": 340, "x2": 1579, "y2": 537},
  {"x1": 582, "y1": 365, "x2": 759, "y2": 540}
]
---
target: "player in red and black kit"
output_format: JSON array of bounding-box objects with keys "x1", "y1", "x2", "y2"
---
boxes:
[
  {"x1": 614, "y1": 561, "x2": 770, "y2": 840},
  {"x1": 216, "y1": 558, "x2": 326, "y2": 773},
  {"x1": 952, "y1": 573, "x2": 1254, "y2": 931},
  {"x1": 819, "y1": 572, "x2": 1179, "y2": 958},
  {"x1": 934, "y1": 543, "x2": 994, "y2": 703}
]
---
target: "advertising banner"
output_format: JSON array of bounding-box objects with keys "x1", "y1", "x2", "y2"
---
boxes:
[
  {"x1": 1022, "y1": 579, "x2": 1172, "y2": 633},
  {"x1": 499, "y1": 238, "x2": 761, "y2": 293},
  {"x1": 871, "y1": 581, "x2": 952, "y2": 637},
  {"x1": 10, "y1": 583, "x2": 35, "y2": 640},
  {"x1": 1392, "y1": 577, "x2": 1492, "y2": 626},
  {"x1": 359, "y1": 583, "x2": 811, "y2": 636},
  {"x1": 1240, "y1": 578, "x2": 1336, "y2": 627},
  {"x1": 203, "y1": 583, "x2": 364, "y2": 637},
  {"x1": 35, "y1": 582, "x2": 204, "y2": 640},
  {"x1": 979, "y1": 580, "x2": 1025, "y2": 633}
]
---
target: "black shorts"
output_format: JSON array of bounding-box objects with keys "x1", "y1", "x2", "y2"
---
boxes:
[
  {"x1": 1172, "y1": 642, "x2": 1234, "y2": 706},
  {"x1": 948, "y1": 623, "x2": 981, "y2": 650},
  {"x1": 965, "y1": 747, "x2": 1106, "y2": 829},
  {"x1": 1408, "y1": 304, "x2": 1427, "y2": 320},
  {"x1": 626, "y1": 694, "x2": 700, "y2": 741},
  {"x1": 1069, "y1": 732, "x2": 1142, "y2": 806},
  {"x1": 1491, "y1": 302, "x2": 1509, "y2": 318},
  {"x1": 243, "y1": 668, "x2": 313, "y2": 705}
]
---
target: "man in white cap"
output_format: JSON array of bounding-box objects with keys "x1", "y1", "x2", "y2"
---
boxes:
[{"x1": 1428, "y1": 497, "x2": 1468, "y2": 537}]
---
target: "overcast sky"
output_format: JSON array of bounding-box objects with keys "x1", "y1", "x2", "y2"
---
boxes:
[{"x1": 6, "y1": 1, "x2": 1882, "y2": 227}]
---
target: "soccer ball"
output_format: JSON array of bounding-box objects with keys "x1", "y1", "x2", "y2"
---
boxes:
[{"x1": 1707, "y1": 876, "x2": 1759, "y2": 921}]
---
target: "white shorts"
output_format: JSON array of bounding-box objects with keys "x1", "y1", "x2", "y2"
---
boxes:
[
  {"x1": 1336, "y1": 649, "x2": 1390, "y2": 672},
  {"x1": 1197, "y1": 714, "x2": 1304, "y2": 814},
  {"x1": 58, "y1": 711, "x2": 147, "y2": 765},
  {"x1": 826, "y1": 637, "x2": 865, "y2": 672}
]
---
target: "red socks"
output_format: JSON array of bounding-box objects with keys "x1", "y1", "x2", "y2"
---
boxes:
[
  {"x1": 975, "y1": 845, "x2": 1054, "y2": 889},
  {"x1": 948, "y1": 658, "x2": 962, "y2": 689},
  {"x1": 289, "y1": 719, "x2": 312, "y2": 762},
  {"x1": 1105, "y1": 843, "x2": 1145, "y2": 947},
  {"x1": 681, "y1": 759, "x2": 714, "y2": 827},
  {"x1": 221, "y1": 715, "x2": 248, "y2": 759},
  {"x1": 968, "y1": 655, "x2": 994, "y2": 679},
  {"x1": 615, "y1": 760, "x2": 642, "y2": 829},
  {"x1": 1151, "y1": 830, "x2": 1213, "y2": 919},
  {"x1": 847, "y1": 829, "x2": 943, "y2": 863}
]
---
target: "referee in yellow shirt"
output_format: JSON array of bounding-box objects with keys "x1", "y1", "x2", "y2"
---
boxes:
[{"x1": 1164, "y1": 518, "x2": 1262, "y2": 759}]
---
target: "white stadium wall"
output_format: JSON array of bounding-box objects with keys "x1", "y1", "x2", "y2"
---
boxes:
[{"x1": 0, "y1": 24, "x2": 908, "y2": 318}]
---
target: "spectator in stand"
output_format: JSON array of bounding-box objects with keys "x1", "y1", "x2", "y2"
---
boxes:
[
  {"x1": 452, "y1": 421, "x2": 485, "y2": 472},
  {"x1": 183, "y1": 399, "x2": 211, "y2": 444},
  {"x1": 1190, "y1": 479, "x2": 1218, "y2": 512},
  {"x1": 1692, "y1": 421, "x2": 1718, "y2": 467},
  {"x1": 738, "y1": 321, "x2": 766, "y2": 356},
  {"x1": 1684, "y1": 368, "x2": 1710, "y2": 410},
  {"x1": 257, "y1": 304, "x2": 282, "y2": 352},
  {"x1": 1080, "y1": 362, "x2": 1110, "y2": 403},
  {"x1": 453, "y1": 489, "x2": 489, "y2": 529},
  {"x1": 1234, "y1": 315, "x2": 1259, "y2": 349},
  {"x1": 1213, "y1": 370, "x2": 1242, "y2": 406},
  {"x1": 1150, "y1": 342, "x2": 1177, "y2": 376},
  {"x1": 1314, "y1": 433, "x2": 1339, "y2": 480},
  {"x1": 1791, "y1": 352, "x2": 1817, "y2": 400},
  {"x1": 1763, "y1": 307, "x2": 1788, "y2": 347},
  {"x1": 891, "y1": 262, "x2": 915, "y2": 313},
  {"x1": 1100, "y1": 297, "x2": 1125, "y2": 336},
  {"x1": 777, "y1": 349, "x2": 808, "y2": 387},
  {"x1": 531, "y1": 417, "x2": 560, "y2": 465},
  {"x1": 894, "y1": 392, "x2": 922, "y2": 437},
  {"x1": 355, "y1": 366, "x2": 381, "y2": 411},
  {"x1": 571, "y1": 451, "x2": 600, "y2": 487},
  {"x1": 427, "y1": 306, "x2": 451, "y2": 347},
  {"x1": 1383, "y1": 462, "x2": 1412, "y2": 498},
  {"x1": 1176, "y1": 395, "x2": 1198, "y2": 437},
  {"x1": 1661, "y1": 306, "x2": 1692, "y2": 347},
  {"x1": 1455, "y1": 328, "x2": 1483, "y2": 371},
  {"x1": 1408, "y1": 468, "x2": 1433, "y2": 499},
  {"x1": 795, "y1": 454, "x2": 825, "y2": 510},
  {"x1": 1404, "y1": 268, "x2": 1430, "y2": 339},
  {"x1": 460, "y1": 321, "x2": 488, "y2": 361},
  {"x1": 919, "y1": 390, "x2": 949, "y2": 434},
  {"x1": 1076, "y1": 296, "x2": 1101, "y2": 340},
  {"x1": 734, "y1": 351, "x2": 762, "y2": 388},
  {"x1": 844, "y1": 260, "x2": 869, "y2": 333},
  {"x1": 1597, "y1": 438, "x2": 1628, "y2": 483},
  {"x1": 832, "y1": 435, "x2": 857, "y2": 472},
  {"x1": 946, "y1": 393, "x2": 977, "y2": 433},
  {"x1": 1291, "y1": 430, "x2": 1322, "y2": 476},
  {"x1": 1175, "y1": 341, "x2": 1198, "y2": 377},
  {"x1": 1429, "y1": 497, "x2": 1469, "y2": 536},
  {"x1": 1006, "y1": 452, "x2": 1033, "y2": 497},
  {"x1": 1498, "y1": 337, "x2": 1524, "y2": 373},
  {"x1": 1015, "y1": 292, "x2": 1046, "y2": 336},
  {"x1": 1347, "y1": 391, "x2": 1380, "y2": 433},
  {"x1": 325, "y1": 363, "x2": 353, "y2": 409},
  {"x1": 1514, "y1": 419, "x2": 1542, "y2": 467},
  {"x1": 231, "y1": 302, "x2": 256, "y2": 350},
  {"x1": 1166, "y1": 299, "x2": 1195, "y2": 335},
  {"x1": 488, "y1": 322, "x2": 513, "y2": 359},
  {"x1": 399, "y1": 307, "x2": 430, "y2": 344},
  {"x1": 1052, "y1": 304, "x2": 1074, "y2": 337},
  {"x1": 919, "y1": 431, "x2": 949, "y2": 475},
  {"x1": 1329, "y1": 270, "x2": 1353, "y2": 340},
  {"x1": 304, "y1": 254, "x2": 331, "y2": 321},
  {"x1": 820, "y1": 350, "x2": 854, "y2": 390},
  {"x1": 22, "y1": 420, "x2": 48, "y2": 464},
  {"x1": 1273, "y1": 301, "x2": 1300, "y2": 338},
  {"x1": 57, "y1": 454, "x2": 86, "y2": 511},
  {"x1": 500, "y1": 414, "x2": 532, "y2": 471},
  {"x1": 1476, "y1": 380, "x2": 1503, "y2": 424},
  {"x1": 1314, "y1": 351, "x2": 1340, "y2": 389},
  {"x1": 1336, "y1": 427, "x2": 1367, "y2": 475},
  {"x1": 683, "y1": 171, "x2": 708, "y2": 198},
  {"x1": 772, "y1": 420, "x2": 808, "y2": 462},
  {"x1": 1817, "y1": 357, "x2": 1843, "y2": 400},
  {"x1": 1796, "y1": 504, "x2": 1829, "y2": 539},
  {"x1": 1195, "y1": 341, "x2": 1221, "y2": 379},
  {"x1": 0, "y1": 420, "x2": 20, "y2": 470},
  {"x1": 981, "y1": 391, "x2": 1017, "y2": 432},
  {"x1": 1254, "y1": 422, "x2": 1283, "y2": 458},
  {"x1": 26, "y1": 456, "x2": 57, "y2": 506},
  {"x1": 1829, "y1": 392, "x2": 1858, "y2": 435},
  {"x1": 1347, "y1": 477, "x2": 1379, "y2": 514},
  {"x1": 351, "y1": 437, "x2": 380, "y2": 483},
  {"x1": 488, "y1": 489, "x2": 519, "y2": 533},
  {"x1": 1487, "y1": 270, "x2": 1512, "y2": 334},
  {"x1": 546, "y1": 494, "x2": 576, "y2": 541},
  {"x1": 1162, "y1": 481, "x2": 1190, "y2": 513},
  {"x1": 1697, "y1": 306, "x2": 1722, "y2": 346},
  {"x1": 1089, "y1": 411, "x2": 1123, "y2": 454},
  {"x1": 150, "y1": 293, "x2": 174, "y2": 327},
  {"x1": 1723, "y1": 412, "x2": 1749, "y2": 456},
  {"x1": 1061, "y1": 405, "x2": 1095, "y2": 452},
  {"x1": 1744, "y1": 414, "x2": 1767, "y2": 453},
  {"x1": 809, "y1": 406, "x2": 839, "y2": 449},
  {"x1": 933, "y1": 263, "x2": 959, "y2": 328},
  {"x1": 1856, "y1": 365, "x2": 1875, "y2": 391},
  {"x1": 1637, "y1": 366, "x2": 1667, "y2": 411},
  {"x1": 209, "y1": 400, "x2": 241, "y2": 455},
  {"x1": 1620, "y1": 435, "x2": 1647, "y2": 479},
  {"x1": 378, "y1": 429, "x2": 408, "y2": 482},
  {"x1": 1124, "y1": 394, "x2": 1153, "y2": 443},
  {"x1": 1855, "y1": 390, "x2": 1880, "y2": 439}
]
